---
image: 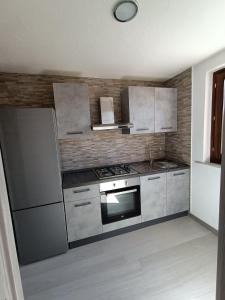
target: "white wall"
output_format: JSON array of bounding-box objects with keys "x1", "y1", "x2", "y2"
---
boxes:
[
  {"x1": 191, "y1": 49, "x2": 225, "y2": 230},
  {"x1": 191, "y1": 162, "x2": 220, "y2": 229}
]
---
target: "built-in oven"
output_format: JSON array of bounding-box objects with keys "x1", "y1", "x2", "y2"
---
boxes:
[{"x1": 100, "y1": 177, "x2": 141, "y2": 225}]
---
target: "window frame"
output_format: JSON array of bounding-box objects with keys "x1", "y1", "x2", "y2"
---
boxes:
[{"x1": 210, "y1": 68, "x2": 225, "y2": 164}]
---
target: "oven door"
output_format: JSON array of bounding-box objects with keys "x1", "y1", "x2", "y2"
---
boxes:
[{"x1": 101, "y1": 186, "x2": 141, "y2": 225}]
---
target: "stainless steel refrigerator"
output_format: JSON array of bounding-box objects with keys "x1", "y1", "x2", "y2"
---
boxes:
[{"x1": 0, "y1": 108, "x2": 68, "y2": 265}]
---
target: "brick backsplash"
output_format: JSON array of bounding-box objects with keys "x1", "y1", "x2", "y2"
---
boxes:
[
  {"x1": 0, "y1": 70, "x2": 191, "y2": 170},
  {"x1": 58, "y1": 131, "x2": 165, "y2": 170},
  {"x1": 164, "y1": 69, "x2": 192, "y2": 165}
]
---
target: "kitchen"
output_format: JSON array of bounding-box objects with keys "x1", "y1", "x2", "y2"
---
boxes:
[
  {"x1": 0, "y1": 71, "x2": 191, "y2": 259},
  {"x1": 0, "y1": 69, "x2": 204, "y2": 296},
  {"x1": 0, "y1": 1, "x2": 224, "y2": 300}
]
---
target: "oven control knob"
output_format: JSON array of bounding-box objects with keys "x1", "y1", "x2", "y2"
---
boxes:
[
  {"x1": 125, "y1": 181, "x2": 128, "y2": 186},
  {"x1": 113, "y1": 183, "x2": 116, "y2": 187}
]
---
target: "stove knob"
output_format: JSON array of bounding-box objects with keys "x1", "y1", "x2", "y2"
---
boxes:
[
  {"x1": 125, "y1": 181, "x2": 128, "y2": 186},
  {"x1": 113, "y1": 183, "x2": 116, "y2": 187}
]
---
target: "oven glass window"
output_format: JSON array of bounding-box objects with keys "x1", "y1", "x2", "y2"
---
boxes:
[{"x1": 101, "y1": 186, "x2": 140, "y2": 224}]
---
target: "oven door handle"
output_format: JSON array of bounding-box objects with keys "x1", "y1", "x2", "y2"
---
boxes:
[{"x1": 111, "y1": 189, "x2": 138, "y2": 196}]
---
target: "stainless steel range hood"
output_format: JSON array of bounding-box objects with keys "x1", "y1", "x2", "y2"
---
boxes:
[
  {"x1": 92, "y1": 97, "x2": 133, "y2": 131},
  {"x1": 92, "y1": 123, "x2": 133, "y2": 131}
]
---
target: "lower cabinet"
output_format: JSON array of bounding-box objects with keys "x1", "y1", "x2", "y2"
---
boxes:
[
  {"x1": 64, "y1": 168, "x2": 190, "y2": 243},
  {"x1": 141, "y1": 169, "x2": 190, "y2": 223},
  {"x1": 140, "y1": 173, "x2": 166, "y2": 222},
  {"x1": 65, "y1": 197, "x2": 102, "y2": 242},
  {"x1": 166, "y1": 169, "x2": 190, "y2": 215}
]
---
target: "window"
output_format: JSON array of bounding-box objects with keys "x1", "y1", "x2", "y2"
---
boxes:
[{"x1": 210, "y1": 68, "x2": 225, "y2": 164}]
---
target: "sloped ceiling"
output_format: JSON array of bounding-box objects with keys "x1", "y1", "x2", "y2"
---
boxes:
[{"x1": 0, "y1": 0, "x2": 225, "y2": 80}]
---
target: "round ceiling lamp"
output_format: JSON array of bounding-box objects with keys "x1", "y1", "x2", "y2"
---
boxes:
[{"x1": 113, "y1": 1, "x2": 138, "y2": 23}]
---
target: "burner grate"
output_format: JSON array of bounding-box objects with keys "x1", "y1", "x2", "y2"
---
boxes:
[{"x1": 94, "y1": 164, "x2": 138, "y2": 179}]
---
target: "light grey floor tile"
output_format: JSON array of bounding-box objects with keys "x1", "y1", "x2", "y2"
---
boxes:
[{"x1": 20, "y1": 216, "x2": 217, "y2": 300}]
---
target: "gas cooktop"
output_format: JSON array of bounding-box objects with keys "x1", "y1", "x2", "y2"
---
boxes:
[{"x1": 94, "y1": 164, "x2": 138, "y2": 179}]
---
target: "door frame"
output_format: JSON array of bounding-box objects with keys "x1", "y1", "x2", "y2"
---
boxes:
[
  {"x1": 0, "y1": 148, "x2": 24, "y2": 300},
  {"x1": 216, "y1": 79, "x2": 225, "y2": 299}
]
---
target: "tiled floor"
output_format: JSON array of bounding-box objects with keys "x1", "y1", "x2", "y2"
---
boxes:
[{"x1": 20, "y1": 216, "x2": 217, "y2": 300}]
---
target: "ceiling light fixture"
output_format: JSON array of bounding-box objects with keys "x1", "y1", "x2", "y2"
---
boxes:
[{"x1": 113, "y1": 0, "x2": 138, "y2": 23}]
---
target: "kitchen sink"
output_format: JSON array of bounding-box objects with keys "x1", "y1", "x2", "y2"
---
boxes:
[{"x1": 154, "y1": 161, "x2": 179, "y2": 169}]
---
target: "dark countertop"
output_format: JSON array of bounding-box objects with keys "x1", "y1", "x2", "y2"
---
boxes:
[
  {"x1": 63, "y1": 169, "x2": 99, "y2": 189},
  {"x1": 62, "y1": 160, "x2": 190, "y2": 189}
]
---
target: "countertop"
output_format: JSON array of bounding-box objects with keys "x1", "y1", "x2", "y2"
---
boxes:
[
  {"x1": 130, "y1": 161, "x2": 189, "y2": 176},
  {"x1": 62, "y1": 160, "x2": 190, "y2": 189}
]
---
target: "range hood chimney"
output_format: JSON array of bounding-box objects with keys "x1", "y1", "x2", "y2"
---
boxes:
[{"x1": 91, "y1": 97, "x2": 133, "y2": 131}]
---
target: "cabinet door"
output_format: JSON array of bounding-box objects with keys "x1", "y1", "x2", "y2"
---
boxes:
[
  {"x1": 141, "y1": 173, "x2": 166, "y2": 222},
  {"x1": 166, "y1": 169, "x2": 190, "y2": 215},
  {"x1": 155, "y1": 88, "x2": 177, "y2": 133},
  {"x1": 53, "y1": 83, "x2": 91, "y2": 138},
  {"x1": 129, "y1": 87, "x2": 155, "y2": 134},
  {"x1": 65, "y1": 197, "x2": 102, "y2": 242}
]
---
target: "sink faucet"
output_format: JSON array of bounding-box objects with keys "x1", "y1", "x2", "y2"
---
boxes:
[{"x1": 148, "y1": 144, "x2": 154, "y2": 168}]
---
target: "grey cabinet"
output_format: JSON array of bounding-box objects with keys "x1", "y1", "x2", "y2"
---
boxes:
[
  {"x1": 122, "y1": 86, "x2": 177, "y2": 134},
  {"x1": 155, "y1": 88, "x2": 177, "y2": 133},
  {"x1": 140, "y1": 173, "x2": 166, "y2": 222},
  {"x1": 166, "y1": 169, "x2": 190, "y2": 215},
  {"x1": 65, "y1": 197, "x2": 102, "y2": 242},
  {"x1": 122, "y1": 86, "x2": 155, "y2": 134},
  {"x1": 64, "y1": 184, "x2": 102, "y2": 242},
  {"x1": 53, "y1": 83, "x2": 91, "y2": 138}
]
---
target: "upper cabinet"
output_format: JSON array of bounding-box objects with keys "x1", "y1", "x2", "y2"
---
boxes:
[
  {"x1": 122, "y1": 86, "x2": 155, "y2": 134},
  {"x1": 122, "y1": 86, "x2": 177, "y2": 134},
  {"x1": 53, "y1": 83, "x2": 91, "y2": 139},
  {"x1": 155, "y1": 88, "x2": 177, "y2": 133}
]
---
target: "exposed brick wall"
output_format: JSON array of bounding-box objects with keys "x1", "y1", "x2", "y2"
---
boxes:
[
  {"x1": 164, "y1": 69, "x2": 192, "y2": 165},
  {"x1": 0, "y1": 72, "x2": 166, "y2": 170}
]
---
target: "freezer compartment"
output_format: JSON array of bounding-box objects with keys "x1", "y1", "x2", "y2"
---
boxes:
[{"x1": 13, "y1": 202, "x2": 68, "y2": 265}]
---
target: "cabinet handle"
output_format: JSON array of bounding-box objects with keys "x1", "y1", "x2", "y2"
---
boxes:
[
  {"x1": 136, "y1": 128, "x2": 149, "y2": 131},
  {"x1": 67, "y1": 131, "x2": 83, "y2": 135},
  {"x1": 148, "y1": 176, "x2": 160, "y2": 181},
  {"x1": 110, "y1": 189, "x2": 138, "y2": 196},
  {"x1": 74, "y1": 201, "x2": 92, "y2": 208},
  {"x1": 73, "y1": 188, "x2": 90, "y2": 194},
  {"x1": 161, "y1": 127, "x2": 173, "y2": 130},
  {"x1": 173, "y1": 172, "x2": 185, "y2": 176}
]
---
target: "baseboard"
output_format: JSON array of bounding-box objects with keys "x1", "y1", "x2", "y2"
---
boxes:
[
  {"x1": 189, "y1": 213, "x2": 218, "y2": 235},
  {"x1": 69, "y1": 211, "x2": 189, "y2": 249}
]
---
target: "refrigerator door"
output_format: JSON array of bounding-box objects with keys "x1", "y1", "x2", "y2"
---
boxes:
[
  {"x1": 0, "y1": 108, "x2": 63, "y2": 210},
  {"x1": 13, "y1": 202, "x2": 68, "y2": 265}
]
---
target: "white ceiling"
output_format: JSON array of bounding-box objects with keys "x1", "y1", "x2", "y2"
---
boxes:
[{"x1": 0, "y1": 0, "x2": 225, "y2": 80}]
